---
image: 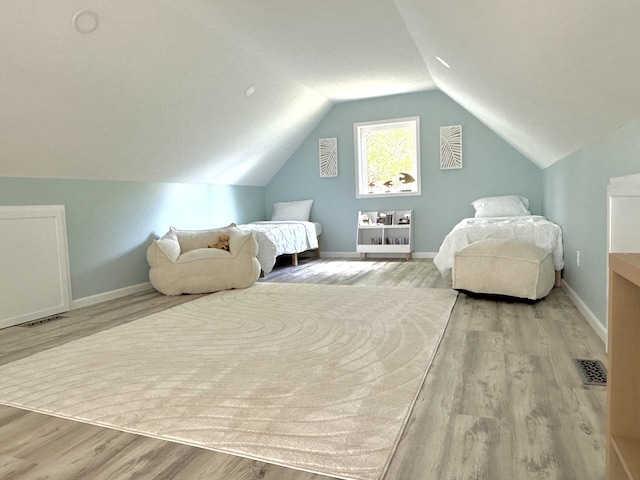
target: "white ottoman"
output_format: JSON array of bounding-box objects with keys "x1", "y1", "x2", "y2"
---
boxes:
[{"x1": 452, "y1": 238, "x2": 555, "y2": 300}]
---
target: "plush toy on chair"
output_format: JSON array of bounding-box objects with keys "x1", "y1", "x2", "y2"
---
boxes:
[
  {"x1": 208, "y1": 233, "x2": 230, "y2": 251},
  {"x1": 146, "y1": 225, "x2": 261, "y2": 295}
]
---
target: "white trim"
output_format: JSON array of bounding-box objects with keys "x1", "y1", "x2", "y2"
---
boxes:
[
  {"x1": 562, "y1": 280, "x2": 607, "y2": 346},
  {"x1": 71, "y1": 282, "x2": 154, "y2": 310},
  {"x1": 320, "y1": 252, "x2": 370, "y2": 259},
  {"x1": 405, "y1": 252, "x2": 437, "y2": 259},
  {"x1": 320, "y1": 251, "x2": 437, "y2": 259}
]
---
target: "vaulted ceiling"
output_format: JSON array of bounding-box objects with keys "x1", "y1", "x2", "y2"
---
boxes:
[{"x1": 1, "y1": 1, "x2": 639, "y2": 186}]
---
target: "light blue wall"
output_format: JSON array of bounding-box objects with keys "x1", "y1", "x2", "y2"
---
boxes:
[
  {"x1": 266, "y1": 90, "x2": 542, "y2": 253},
  {"x1": 543, "y1": 116, "x2": 640, "y2": 328},
  {"x1": 0, "y1": 178, "x2": 265, "y2": 300}
]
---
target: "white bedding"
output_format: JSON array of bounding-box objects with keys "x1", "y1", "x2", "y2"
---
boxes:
[
  {"x1": 237, "y1": 221, "x2": 320, "y2": 274},
  {"x1": 433, "y1": 216, "x2": 564, "y2": 275}
]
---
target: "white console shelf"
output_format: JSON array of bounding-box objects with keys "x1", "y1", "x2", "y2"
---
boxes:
[{"x1": 356, "y1": 210, "x2": 413, "y2": 260}]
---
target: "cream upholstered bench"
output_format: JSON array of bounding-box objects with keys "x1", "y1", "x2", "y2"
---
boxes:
[{"x1": 452, "y1": 238, "x2": 555, "y2": 300}]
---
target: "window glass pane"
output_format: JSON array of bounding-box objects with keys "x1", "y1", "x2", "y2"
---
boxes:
[{"x1": 354, "y1": 117, "x2": 420, "y2": 198}]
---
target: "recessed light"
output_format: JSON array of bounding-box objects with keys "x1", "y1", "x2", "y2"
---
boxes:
[
  {"x1": 73, "y1": 10, "x2": 99, "y2": 34},
  {"x1": 244, "y1": 86, "x2": 256, "y2": 97},
  {"x1": 435, "y1": 56, "x2": 450, "y2": 69}
]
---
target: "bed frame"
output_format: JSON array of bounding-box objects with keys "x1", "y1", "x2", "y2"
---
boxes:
[{"x1": 236, "y1": 221, "x2": 321, "y2": 275}]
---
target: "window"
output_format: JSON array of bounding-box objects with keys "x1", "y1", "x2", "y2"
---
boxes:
[{"x1": 354, "y1": 116, "x2": 420, "y2": 198}]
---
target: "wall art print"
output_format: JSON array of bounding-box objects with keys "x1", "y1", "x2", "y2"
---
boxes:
[
  {"x1": 440, "y1": 125, "x2": 462, "y2": 169},
  {"x1": 319, "y1": 137, "x2": 338, "y2": 177}
]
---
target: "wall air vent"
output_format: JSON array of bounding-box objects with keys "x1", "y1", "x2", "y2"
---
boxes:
[
  {"x1": 574, "y1": 359, "x2": 607, "y2": 386},
  {"x1": 19, "y1": 315, "x2": 67, "y2": 328}
]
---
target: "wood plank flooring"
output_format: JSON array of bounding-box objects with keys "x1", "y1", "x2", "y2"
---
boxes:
[{"x1": 0, "y1": 258, "x2": 607, "y2": 480}]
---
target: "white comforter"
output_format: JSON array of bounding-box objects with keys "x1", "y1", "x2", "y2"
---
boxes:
[
  {"x1": 433, "y1": 216, "x2": 564, "y2": 275},
  {"x1": 236, "y1": 221, "x2": 320, "y2": 274}
]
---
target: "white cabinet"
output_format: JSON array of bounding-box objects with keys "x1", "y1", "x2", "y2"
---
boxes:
[{"x1": 356, "y1": 210, "x2": 413, "y2": 260}]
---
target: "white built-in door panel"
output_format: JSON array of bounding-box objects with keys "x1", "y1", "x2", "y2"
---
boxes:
[
  {"x1": 609, "y1": 196, "x2": 640, "y2": 252},
  {"x1": 606, "y1": 173, "x2": 640, "y2": 342},
  {"x1": 0, "y1": 205, "x2": 72, "y2": 329},
  {"x1": 608, "y1": 173, "x2": 640, "y2": 253}
]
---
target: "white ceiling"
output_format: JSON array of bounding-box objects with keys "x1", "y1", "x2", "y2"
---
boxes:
[
  {"x1": 395, "y1": 0, "x2": 640, "y2": 167},
  {"x1": 1, "y1": 0, "x2": 639, "y2": 185}
]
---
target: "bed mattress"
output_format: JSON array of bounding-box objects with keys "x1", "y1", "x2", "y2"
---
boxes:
[
  {"x1": 237, "y1": 221, "x2": 320, "y2": 274},
  {"x1": 433, "y1": 215, "x2": 564, "y2": 275}
]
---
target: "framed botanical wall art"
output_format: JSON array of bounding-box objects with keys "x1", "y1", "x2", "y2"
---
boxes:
[
  {"x1": 319, "y1": 137, "x2": 338, "y2": 177},
  {"x1": 440, "y1": 125, "x2": 462, "y2": 169}
]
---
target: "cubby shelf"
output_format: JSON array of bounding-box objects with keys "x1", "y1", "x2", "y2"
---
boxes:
[{"x1": 356, "y1": 210, "x2": 413, "y2": 260}]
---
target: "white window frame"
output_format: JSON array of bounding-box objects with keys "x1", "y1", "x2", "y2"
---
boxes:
[{"x1": 354, "y1": 116, "x2": 421, "y2": 198}]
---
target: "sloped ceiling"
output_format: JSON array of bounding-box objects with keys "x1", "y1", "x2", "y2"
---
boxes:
[
  {"x1": 1, "y1": 1, "x2": 639, "y2": 186},
  {"x1": 394, "y1": 0, "x2": 640, "y2": 168}
]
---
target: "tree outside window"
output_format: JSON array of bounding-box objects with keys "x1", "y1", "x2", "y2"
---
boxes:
[{"x1": 354, "y1": 117, "x2": 420, "y2": 198}]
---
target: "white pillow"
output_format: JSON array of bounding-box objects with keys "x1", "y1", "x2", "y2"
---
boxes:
[
  {"x1": 271, "y1": 199, "x2": 314, "y2": 221},
  {"x1": 155, "y1": 228, "x2": 181, "y2": 261},
  {"x1": 471, "y1": 195, "x2": 531, "y2": 218}
]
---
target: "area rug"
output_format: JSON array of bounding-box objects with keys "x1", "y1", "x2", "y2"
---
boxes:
[{"x1": 0, "y1": 283, "x2": 457, "y2": 480}]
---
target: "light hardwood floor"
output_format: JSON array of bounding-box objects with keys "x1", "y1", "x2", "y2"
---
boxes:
[{"x1": 0, "y1": 258, "x2": 607, "y2": 480}]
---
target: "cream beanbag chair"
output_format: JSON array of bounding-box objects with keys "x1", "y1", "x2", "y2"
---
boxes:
[
  {"x1": 147, "y1": 224, "x2": 261, "y2": 295},
  {"x1": 452, "y1": 238, "x2": 555, "y2": 300}
]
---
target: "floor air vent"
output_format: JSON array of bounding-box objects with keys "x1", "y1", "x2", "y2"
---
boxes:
[
  {"x1": 574, "y1": 359, "x2": 607, "y2": 386},
  {"x1": 19, "y1": 315, "x2": 67, "y2": 327}
]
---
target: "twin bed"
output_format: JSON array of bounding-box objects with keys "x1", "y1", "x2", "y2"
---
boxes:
[
  {"x1": 236, "y1": 221, "x2": 321, "y2": 274},
  {"x1": 434, "y1": 215, "x2": 564, "y2": 275},
  {"x1": 433, "y1": 195, "x2": 564, "y2": 299},
  {"x1": 237, "y1": 199, "x2": 321, "y2": 275}
]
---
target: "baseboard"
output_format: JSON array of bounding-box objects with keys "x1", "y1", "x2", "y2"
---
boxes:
[
  {"x1": 71, "y1": 282, "x2": 154, "y2": 310},
  {"x1": 315, "y1": 252, "x2": 359, "y2": 258},
  {"x1": 408, "y1": 252, "x2": 437, "y2": 259},
  {"x1": 320, "y1": 252, "x2": 437, "y2": 259},
  {"x1": 562, "y1": 280, "x2": 607, "y2": 346}
]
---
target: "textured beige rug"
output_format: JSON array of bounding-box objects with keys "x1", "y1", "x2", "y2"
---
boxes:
[{"x1": 0, "y1": 283, "x2": 457, "y2": 480}]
